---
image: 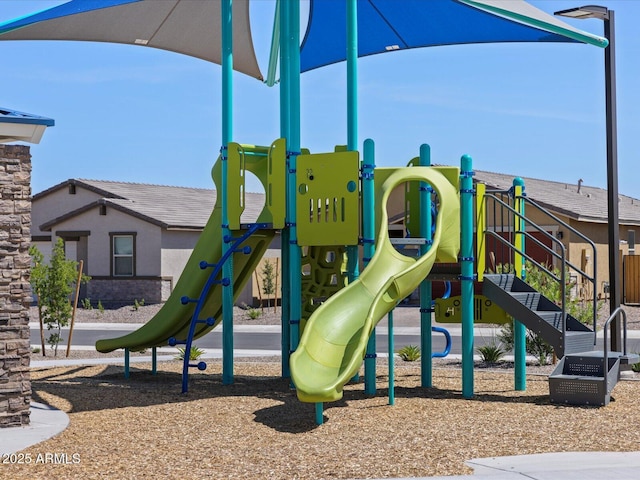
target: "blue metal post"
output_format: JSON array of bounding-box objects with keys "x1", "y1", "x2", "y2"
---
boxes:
[
  {"x1": 460, "y1": 154, "x2": 474, "y2": 398},
  {"x1": 419, "y1": 144, "x2": 433, "y2": 387},
  {"x1": 513, "y1": 177, "x2": 526, "y2": 391},
  {"x1": 221, "y1": 0, "x2": 234, "y2": 385},
  {"x1": 152, "y1": 346, "x2": 157, "y2": 376},
  {"x1": 363, "y1": 139, "x2": 376, "y2": 395},
  {"x1": 388, "y1": 310, "x2": 395, "y2": 405}
]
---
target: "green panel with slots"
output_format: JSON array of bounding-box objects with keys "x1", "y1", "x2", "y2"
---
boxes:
[
  {"x1": 296, "y1": 150, "x2": 360, "y2": 246},
  {"x1": 435, "y1": 294, "x2": 511, "y2": 324}
]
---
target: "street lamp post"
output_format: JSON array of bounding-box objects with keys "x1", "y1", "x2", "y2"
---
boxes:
[{"x1": 555, "y1": 5, "x2": 622, "y2": 352}]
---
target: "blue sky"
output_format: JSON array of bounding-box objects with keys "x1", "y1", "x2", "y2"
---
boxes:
[{"x1": 1, "y1": 0, "x2": 639, "y2": 200}]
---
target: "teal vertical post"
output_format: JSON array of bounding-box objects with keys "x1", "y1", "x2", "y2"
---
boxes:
[
  {"x1": 513, "y1": 177, "x2": 526, "y2": 391},
  {"x1": 315, "y1": 402, "x2": 323, "y2": 425},
  {"x1": 152, "y1": 346, "x2": 157, "y2": 376},
  {"x1": 460, "y1": 154, "x2": 474, "y2": 398},
  {"x1": 419, "y1": 144, "x2": 433, "y2": 387},
  {"x1": 279, "y1": 0, "x2": 291, "y2": 378},
  {"x1": 388, "y1": 310, "x2": 395, "y2": 405},
  {"x1": 363, "y1": 139, "x2": 376, "y2": 395},
  {"x1": 221, "y1": 0, "x2": 234, "y2": 385},
  {"x1": 346, "y1": 0, "x2": 361, "y2": 385},
  {"x1": 345, "y1": 0, "x2": 359, "y2": 284},
  {"x1": 286, "y1": 0, "x2": 302, "y2": 360},
  {"x1": 124, "y1": 348, "x2": 130, "y2": 379}
]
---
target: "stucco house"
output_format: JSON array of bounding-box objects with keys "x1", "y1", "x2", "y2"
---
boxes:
[
  {"x1": 382, "y1": 169, "x2": 640, "y2": 304},
  {"x1": 31, "y1": 179, "x2": 280, "y2": 307},
  {"x1": 474, "y1": 170, "x2": 640, "y2": 303},
  {"x1": 32, "y1": 170, "x2": 640, "y2": 309}
]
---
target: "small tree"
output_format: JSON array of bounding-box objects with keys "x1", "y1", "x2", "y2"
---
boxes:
[
  {"x1": 261, "y1": 259, "x2": 276, "y2": 308},
  {"x1": 30, "y1": 239, "x2": 89, "y2": 357}
]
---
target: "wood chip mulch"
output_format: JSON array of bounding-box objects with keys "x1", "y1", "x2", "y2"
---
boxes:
[{"x1": 7, "y1": 360, "x2": 640, "y2": 480}]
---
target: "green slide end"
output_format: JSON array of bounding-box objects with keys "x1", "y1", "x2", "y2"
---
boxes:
[
  {"x1": 95, "y1": 205, "x2": 273, "y2": 353},
  {"x1": 290, "y1": 167, "x2": 460, "y2": 403}
]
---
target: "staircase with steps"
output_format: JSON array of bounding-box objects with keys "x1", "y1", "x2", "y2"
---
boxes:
[{"x1": 483, "y1": 273, "x2": 637, "y2": 406}]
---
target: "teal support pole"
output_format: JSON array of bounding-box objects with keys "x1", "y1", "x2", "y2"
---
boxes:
[
  {"x1": 221, "y1": 0, "x2": 234, "y2": 386},
  {"x1": 286, "y1": 0, "x2": 302, "y2": 359},
  {"x1": 346, "y1": 0, "x2": 361, "y2": 385},
  {"x1": 279, "y1": 0, "x2": 291, "y2": 378},
  {"x1": 363, "y1": 139, "x2": 376, "y2": 395},
  {"x1": 315, "y1": 402, "x2": 323, "y2": 425},
  {"x1": 265, "y1": 0, "x2": 281, "y2": 87},
  {"x1": 388, "y1": 310, "x2": 395, "y2": 405},
  {"x1": 513, "y1": 177, "x2": 527, "y2": 391},
  {"x1": 345, "y1": 0, "x2": 359, "y2": 285},
  {"x1": 419, "y1": 144, "x2": 433, "y2": 387},
  {"x1": 460, "y1": 154, "x2": 474, "y2": 398},
  {"x1": 152, "y1": 346, "x2": 157, "y2": 376},
  {"x1": 124, "y1": 348, "x2": 130, "y2": 379},
  {"x1": 346, "y1": 0, "x2": 357, "y2": 153}
]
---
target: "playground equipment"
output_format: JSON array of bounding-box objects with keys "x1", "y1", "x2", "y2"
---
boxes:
[
  {"x1": 96, "y1": 141, "x2": 286, "y2": 391},
  {"x1": 290, "y1": 166, "x2": 460, "y2": 403},
  {"x1": 6, "y1": 0, "x2": 633, "y2": 421}
]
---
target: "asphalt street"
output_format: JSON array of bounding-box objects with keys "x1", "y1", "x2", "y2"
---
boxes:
[{"x1": 30, "y1": 324, "x2": 640, "y2": 356}]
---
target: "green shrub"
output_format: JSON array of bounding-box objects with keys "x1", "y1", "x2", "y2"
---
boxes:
[
  {"x1": 132, "y1": 298, "x2": 145, "y2": 311},
  {"x1": 175, "y1": 346, "x2": 205, "y2": 361},
  {"x1": 81, "y1": 298, "x2": 93, "y2": 310},
  {"x1": 632, "y1": 354, "x2": 640, "y2": 373},
  {"x1": 477, "y1": 342, "x2": 505, "y2": 363},
  {"x1": 246, "y1": 308, "x2": 262, "y2": 320},
  {"x1": 397, "y1": 345, "x2": 421, "y2": 362},
  {"x1": 97, "y1": 300, "x2": 105, "y2": 314}
]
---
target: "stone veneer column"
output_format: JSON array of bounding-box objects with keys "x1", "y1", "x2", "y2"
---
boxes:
[{"x1": 0, "y1": 145, "x2": 32, "y2": 427}]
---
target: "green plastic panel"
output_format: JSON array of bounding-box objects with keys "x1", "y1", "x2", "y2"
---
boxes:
[
  {"x1": 435, "y1": 294, "x2": 511, "y2": 324},
  {"x1": 405, "y1": 156, "x2": 421, "y2": 237},
  {"x1": 296, "y1": 150, "x2": 360, "y2": 246},
  {"x1": 300, "y1": 245, "x2": 348, "y2": 326},
  {"x1": 226, "y1": 139, "x2": 287, "y2": 230}
]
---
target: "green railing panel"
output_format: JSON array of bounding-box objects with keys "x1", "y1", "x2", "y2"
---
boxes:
[{"x1": 296, "y1": 150, "x2": 360, "y2": 246}]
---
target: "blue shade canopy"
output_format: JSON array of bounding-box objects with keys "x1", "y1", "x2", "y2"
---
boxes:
[
  {"x1": 300, "y1": 0, "x2": 608, "y2": 72},
  {"x1": 0, "y1": 107, "x2": 54, "y2": 144},
  {"x1": 0, "y1": 0, "x2": 263, "y2": 80}
]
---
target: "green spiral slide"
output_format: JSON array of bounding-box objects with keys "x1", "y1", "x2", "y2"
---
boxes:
[
  {"x1": 95, "y1": 205, "x2": 274, "y2": 353},
  {"x1": 290, "y1": 167, "x2": 460, "y2": 403}
]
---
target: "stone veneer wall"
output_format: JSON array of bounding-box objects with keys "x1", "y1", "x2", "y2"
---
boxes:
[
  {"x1": 0, "y1": 145, "x2": 32, "y2": 427},
  {"x1": 86, "y1": 277, "x2": 172, "y2": 307}
]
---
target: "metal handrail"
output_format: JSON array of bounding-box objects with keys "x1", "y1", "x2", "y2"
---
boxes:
[
  {"x1": 602, "y1": 306, "x2": 627, "y2": 395},
  {"x1": 484, "y1": 191, "x2": 598, "y2": 343},
  {"x1": 520, "y1": 196, "x2": 598, "y2": 341},
  {"x1": 485, "y1": 194, "x2": 568, "y2": 338}
]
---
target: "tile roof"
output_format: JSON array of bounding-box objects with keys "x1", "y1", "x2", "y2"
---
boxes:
[
  {"x1": 35, "y1": 179, "x2": 266, "y2": 230},
  {"x1": 474, "y1": 170, "x2": 640, "y2": 226}
]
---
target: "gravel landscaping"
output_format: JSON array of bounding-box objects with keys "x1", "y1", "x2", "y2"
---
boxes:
[
  {"x1": 16, "y1": 301, "x2": 640, "y2": 479},
  {"x1": 7, "y1": 359, "x2": 640, "y2": 479}
]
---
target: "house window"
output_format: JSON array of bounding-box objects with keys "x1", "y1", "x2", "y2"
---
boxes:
[
  {"x1": 111, "y1": 234, "x2": 135, "y2": 276},
  {"x1": 99, "y1": 205, "x2": 107, "y2": 216},
  {"x1": 69, "y1": 184, "x2": 76, "y2": 194}
]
